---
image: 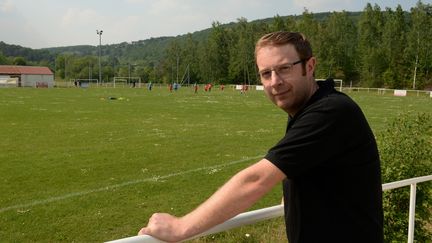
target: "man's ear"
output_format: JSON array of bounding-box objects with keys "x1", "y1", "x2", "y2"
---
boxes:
[{"x1": 306, "y1": 57, "x2": 316, "y2": 75}]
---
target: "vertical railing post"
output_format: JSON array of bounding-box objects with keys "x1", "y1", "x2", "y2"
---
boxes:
[{"x1": 407, "y1": 183, "x2": 417, "y2": 243}]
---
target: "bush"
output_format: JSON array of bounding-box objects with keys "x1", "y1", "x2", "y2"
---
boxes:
[{"x1": 377, "y1": 112, "x2": 432, "y2": 242}]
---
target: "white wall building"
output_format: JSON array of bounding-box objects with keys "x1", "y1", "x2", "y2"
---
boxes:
[{"x1": 0, "y1": 65, "x2": 54, "y2": 88}]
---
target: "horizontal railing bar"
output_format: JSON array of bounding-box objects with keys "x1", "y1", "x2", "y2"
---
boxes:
[
  {"x1": 106, "y1": 174, "x2": 432, "y2": 243},
  {"x1": 382, "y1": 175, "x2": 432, "y2": 191},
  {"x1": 187, "y1": 205, "x2": 284, "y2": 240},
  {"x1": 106, "y1": 235, "x2": 162, "y2": 243}
]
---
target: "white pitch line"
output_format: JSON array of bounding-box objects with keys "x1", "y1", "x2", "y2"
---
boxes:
[{"x1": 0, "y1": 155, "x2": 263, "y2": 213}]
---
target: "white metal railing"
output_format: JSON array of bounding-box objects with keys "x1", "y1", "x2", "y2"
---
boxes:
[
  {"x1": 106, "y1": 174, "x2": 432, "y2": 243},
  {"x1": 381, "y1": 174, "x2": 432, "y2": 243}
]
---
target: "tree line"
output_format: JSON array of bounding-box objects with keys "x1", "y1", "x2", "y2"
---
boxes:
[{"x1": 0, "y1": 1, "x2": 431, "y2": 89}]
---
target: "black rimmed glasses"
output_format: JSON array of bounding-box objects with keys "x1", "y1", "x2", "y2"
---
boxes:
[{"x1": 259, "y1": 59, "x2": 304, "y2": 82}]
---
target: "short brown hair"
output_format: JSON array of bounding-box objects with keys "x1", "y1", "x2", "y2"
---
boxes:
[{"x1": 255, "y1": 31, "x2": 313, "y2": 62}]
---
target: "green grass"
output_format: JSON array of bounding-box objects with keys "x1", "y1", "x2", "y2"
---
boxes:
[{"x1": 0, "y1": 86, "x2": 430, "y2": 242}]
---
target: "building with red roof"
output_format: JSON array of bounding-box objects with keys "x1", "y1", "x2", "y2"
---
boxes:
[{"x1": 0, "y1": 65, "x2": 54, "y2": 88}]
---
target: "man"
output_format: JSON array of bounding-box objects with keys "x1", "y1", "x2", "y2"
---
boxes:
[{"x1": 138, "y1": 31, "x2": 383, "y2": 243}]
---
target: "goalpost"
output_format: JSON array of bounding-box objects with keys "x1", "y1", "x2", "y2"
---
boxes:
[
  {"x1": 334, "y1": 79, "x2": 343, "y2": 91},
  {"x1": 113, "y1": 77, "x2": 141, "y2": 88}
]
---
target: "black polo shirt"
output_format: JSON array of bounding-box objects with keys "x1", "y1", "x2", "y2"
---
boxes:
[{"x1": 265, "y1": 79, "x2": 383, "y2": 243}]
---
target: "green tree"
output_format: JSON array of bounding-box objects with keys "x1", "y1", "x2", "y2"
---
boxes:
[
  {"x1": 148, "y1": 61, "x2": 163, "y2": 83},
  {"x1": 55, "y1": 55, "x2": 68, "y2": 80},
  {"x1": 117, "y1": 64, "x2": 130, "y2": 78},
  {"x1": 406, "y1": 1, "x2": 432, "y2": 90},
  {"x1": 164, "y1": 39, "x2": 182, "y2": 83},
  {"x1": 228, "y1": 17, "x2": 256, "y2": 84},
  {"x1": 285, "y1": 16, "x2": 297, "y2": 32},
  {"x1": 296, "y1": 9, "x2": 320, "y2": 53},
  {"x1": 196, "y1": 40, "x2": 211, "y2": 83},
  {"x1": 180, "y1": 33, "x2": 199, "y2": 85},
  {"x1": 0, "y1": 51, "x2": 8, "y2": 64},
  {"x1": 107, "y1": 56, "x2": 120, "y2": 70},
  {"x1": 270, "y1": 14, "x2": 286, "y2": 32},
  {"x1": 13, "y1": 56, "x2": 27, "y2": 65},
  {"x1": 382, "y1": 5, "x2": 408, "y2": 88},
  {"x1": 358, "y1": 3, "x2": 386, "y2": 87},
  {"x1": 318, "y1": 11, "x2": 358, "y2": 83},
  {"x1": 204, "y1": 21, "x2": 231, "y2": 83}
]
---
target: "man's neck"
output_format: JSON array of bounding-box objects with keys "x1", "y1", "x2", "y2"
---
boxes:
[{"x1": 287, "y1": 81, "x2": 319, "y2": 117}]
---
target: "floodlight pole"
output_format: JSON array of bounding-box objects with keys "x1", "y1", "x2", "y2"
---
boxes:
[
  {"x1": 176, "y1": 53, "x2": 179, "y2": 84},
  {"x1": 97, "y1": 30, "x2": 103, "y2": 85},
  {"x1": 128, "y1": 63, "x2": 131, "y2": 83}
]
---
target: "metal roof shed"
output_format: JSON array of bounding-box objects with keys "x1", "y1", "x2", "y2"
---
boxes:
[{"x1": 0, "y1": 65, "x2": 54, "y2": 88}]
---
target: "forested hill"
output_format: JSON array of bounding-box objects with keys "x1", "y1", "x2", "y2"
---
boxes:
[
  {"x1": 0, "y1": 41, "x2": 54, "y2": 63},
  {"x1": 0, "y1": 27, "x2": 210, "y2": 64},
  {"x1": 0, "y1": 11, "x2": 359, "y2": 64}
]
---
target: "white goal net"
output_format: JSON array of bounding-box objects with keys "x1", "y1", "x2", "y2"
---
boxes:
[{"x1": 113, "y1": 77, "x2": 141, "y2": 88}]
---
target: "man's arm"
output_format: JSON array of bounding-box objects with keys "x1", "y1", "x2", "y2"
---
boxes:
[{"x1": 138, "y1": 159, "x2": 285, "y2": 242}]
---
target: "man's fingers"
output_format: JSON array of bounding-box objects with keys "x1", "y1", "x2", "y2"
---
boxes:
[
  {"x1": 138, "y1": 213, "x2": 161, "y2": 235},
  {"x1": 138, "y1": 227, "x2": 149, "y2": 235},
  {"x1": 137, "y1": 213, "x2": 183, "y2": 241}
]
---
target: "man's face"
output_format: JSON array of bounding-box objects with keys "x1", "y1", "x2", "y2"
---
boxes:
[{"x1": 256, "y1": 44, "x2": 316, "y2": 115}]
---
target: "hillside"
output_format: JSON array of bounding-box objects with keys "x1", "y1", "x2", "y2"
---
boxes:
[{"x1": 0, "y1": 11, "x2": 361, "y2": 65}]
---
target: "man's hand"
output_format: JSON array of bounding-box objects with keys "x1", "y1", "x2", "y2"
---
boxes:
[{"x1": 138, "y1": 213, "x2": 185, "y2": 242}]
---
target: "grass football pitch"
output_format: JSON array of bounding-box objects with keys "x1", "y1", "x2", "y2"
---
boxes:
[{"x1": 0, "y1": 86, "x2": 430, "y2": 242}]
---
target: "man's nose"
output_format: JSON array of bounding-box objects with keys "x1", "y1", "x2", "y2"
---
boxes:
[{"x1": 270, "y1": 70, "x2": 281, "y2": 87}]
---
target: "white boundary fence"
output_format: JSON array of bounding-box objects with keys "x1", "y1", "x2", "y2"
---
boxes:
[
  {"x1": 344, "y1": 87, "x2": 431, "y2": 97},
  {"x1": 106, "y1": 174, "x2": 432, "y2": 243}
]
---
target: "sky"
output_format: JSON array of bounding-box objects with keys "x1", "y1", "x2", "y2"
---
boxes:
[{"x1": 0, "y1": 0, "x2": 426, "y2": 49}]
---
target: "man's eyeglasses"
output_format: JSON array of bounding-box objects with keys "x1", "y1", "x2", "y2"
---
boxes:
[{"x1": 259, "y1": 60, "x2": 304, "y2": 81}]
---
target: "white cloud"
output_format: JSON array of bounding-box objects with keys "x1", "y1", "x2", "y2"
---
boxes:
[
  {"x1": 293, "y1": 0, "x2": 355, "y2": 12},
  {"x1": 146, "y1": 0, "x2": 193, "y2": 16},
  {"x1": 0, "y1": 0, "x2": 15, "y2": 13},
  {"x1": 123, "y1": 0, "x2": 148, "y2": 3},
  {"x1": 61, "y1": 8, "x2": 103, "y2": 26},
  {"x1": 109, "y1": 15, "x2": 143, "y2": 41}
]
